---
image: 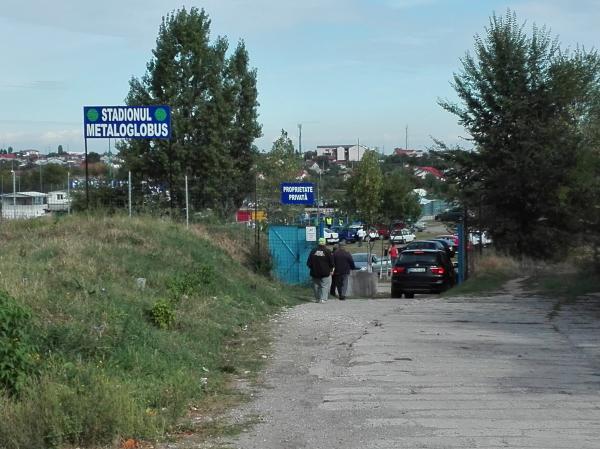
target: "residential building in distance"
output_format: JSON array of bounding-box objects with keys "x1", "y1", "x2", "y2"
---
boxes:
[{"x1": 316, "y1": 144, "x2": 370, "y2": 163}]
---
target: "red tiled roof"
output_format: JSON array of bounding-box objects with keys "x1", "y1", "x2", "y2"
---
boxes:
[
  {"x1": 417, "y1": 166, "x2": 444, "y2": 178},
  {"x1": 0, "y1": 154, "x2": 16, "y2": 159}
]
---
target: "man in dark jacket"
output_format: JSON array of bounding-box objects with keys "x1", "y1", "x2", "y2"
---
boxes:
[
  {"x1": 332, "y1": 241, "x2": 356, "y2": 300},
  {"x1": 307, "y1": 237, "x2": 334, "y2": 303}
]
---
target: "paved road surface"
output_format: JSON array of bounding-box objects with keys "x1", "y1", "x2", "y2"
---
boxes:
[{"x1": 210, "y1": 280, "x2": 600, "y2": 449}]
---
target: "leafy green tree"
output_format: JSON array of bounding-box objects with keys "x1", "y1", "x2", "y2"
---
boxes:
[
  {"x1": 7, "y1": 147, "x2": 13, "y2": 154},
  {"x1": 439, "y1": 10, "x2": 600, "y2": 259},
  {"x1": 347, "y1": 150, "x2": 383, "y2": 226},
  {"x1": 257, "y1": 129, "x2": 303, "y2": 223},
  {"x1": 86, "y1": 152, "x2": 101, "y2": 164},
  {"x1": 57, "y1": 145, "x2": 64, "y2": 155},
  {"x1": 119, "y1": 7, "x2": 261, "y2": 217},
  {"x1": 381, "y1": 170, "x2": 421, "y2": 225}
]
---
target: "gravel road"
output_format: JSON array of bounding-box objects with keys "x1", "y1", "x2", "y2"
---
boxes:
[{"x1": 202, "y1": 280, "x2": 600, "y2": 449}]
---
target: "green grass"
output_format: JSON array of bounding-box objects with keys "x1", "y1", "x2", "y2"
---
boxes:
[
  {"x1": 443, "y1": 271, "x2": 517, "y2": 297},
  {"x1": 0, "y1": 214, "x2": 309, "y2": 448},
  {"x1": 529, "y1": 271, "x2": 600, "y2": 300},
  {"x1": 443, "y1": 253, "x2": 521, "y2": 297}
]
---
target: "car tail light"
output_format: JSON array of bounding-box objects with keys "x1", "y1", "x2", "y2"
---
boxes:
[
  {"x1": 392, "y1": 266, "x2": 405, "y2": 274},
  {"x1": 430, "y1": 266, "x2": 445, "y2": 275}
]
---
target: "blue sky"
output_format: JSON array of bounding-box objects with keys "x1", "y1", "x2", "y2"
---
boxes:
[{"x1": 1, "y1": 0, "x2": 599, "y2": 154}]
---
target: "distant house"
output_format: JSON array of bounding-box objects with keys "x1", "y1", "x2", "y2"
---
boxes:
[
  {"x1": 414, "y1": 166, "x2": 444, "y2": 180},
  {"x1": 316, "y1": 144, "x2": 369, "y2": 163},
  {"x1": 20, "y1": 149, "x2": 41, "y2": 158},
  {"x1": 394, "y1": 148, "x2": 425, "y2": 158},
  {"x1": 1, "y1": 192, "x2": 48, "y2": 219},
  {"x1": 0, "y1": 153, "x2": 16, "y2": 161},
  {"x1": 47, "y1": 190, "x2": 71, "y2": 212}
]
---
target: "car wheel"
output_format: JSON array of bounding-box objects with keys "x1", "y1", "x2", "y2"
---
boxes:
[
  {"x1": 391, "y1": 286, "x2": 402, "y2": 298},
  {"x1": 404, "y1": 292, "x2": 415, "y2": 299}
]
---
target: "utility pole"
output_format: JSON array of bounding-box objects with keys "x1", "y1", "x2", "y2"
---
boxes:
[
  {"x1": 298, "y1": 123, "x2": 302, "y2": 154},
  {"x1": 11, "y1": 169, "x2": 16, "y2": 220},
  {"x1": 405, "y1": 125, "x2": 408, "y2": 150}
]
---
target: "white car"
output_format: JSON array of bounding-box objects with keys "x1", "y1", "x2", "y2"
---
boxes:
[
  {"x1": 323, "y1": 228, "x2": 339, "y2": 244},
  {"x1": 390, "y1": 228, "x2": 415, "y2": 244},
  {"x1": 469, "y1": 231, "x2": 492, "y2": 246}
]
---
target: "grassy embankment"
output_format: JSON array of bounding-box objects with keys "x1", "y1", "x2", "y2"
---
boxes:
[
  {"x1": 0, "y1": 215, "x2": 308, "y2": 448},
  {"x1": 445, "y1": 252, "x2": 600, "y2": 298}
]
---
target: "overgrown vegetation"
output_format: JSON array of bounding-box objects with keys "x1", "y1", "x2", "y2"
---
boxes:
[
  {"x1": 0, "y1": 214, "x2": 304, "y2": 448},
  {"x1": 444, "y1": 254, "x2": 522, "y2": 296},
  {"x1": 438, "y1": 9, "x2": 600, "y2": 264}
]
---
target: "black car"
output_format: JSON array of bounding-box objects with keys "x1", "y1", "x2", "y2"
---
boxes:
[
  {"x1": 404, "y1": 240, "x2": 447, "y2": 253},
  {"x1": 429, "y1": 238, "x2": 454, "y2": 258},
  {"x1": 391, "y1": 249, "x2": 455, "y2": 298}
]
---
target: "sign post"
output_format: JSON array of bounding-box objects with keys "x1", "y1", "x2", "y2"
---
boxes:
[{"x1": 83, "y1": 105, "x2": 171, "y2": 210}]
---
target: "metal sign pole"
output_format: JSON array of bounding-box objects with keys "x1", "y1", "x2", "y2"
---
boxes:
[
  {"x1": 128, "y1": 171, "x2": 132, "y2": 217},
  {"x1": 67, "y1": 172, "x2": 71, "y2": 214},
  {"x1": 84, "y1": 137, "x2": 89, "y2": 209},
  {"x1": 185, "y1": 175, "x2": 189, "y2": 228}
]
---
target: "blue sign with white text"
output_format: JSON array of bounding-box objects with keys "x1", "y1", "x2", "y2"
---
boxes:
[
  {"x1": 281, "y1": 182, "x2": 315, "y2": 205},
  {"x1": 84, "y1": 106, "x2": 171, "y2": 139}
]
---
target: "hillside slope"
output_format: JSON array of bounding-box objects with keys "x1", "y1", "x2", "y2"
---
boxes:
[{"x1": 0, "y1": 215, "x2": 301, "y2": 449}]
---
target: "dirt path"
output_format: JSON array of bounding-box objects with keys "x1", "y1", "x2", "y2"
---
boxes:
[{"x1": 184, "y1": 284, "x2": 600, "y2": 449}]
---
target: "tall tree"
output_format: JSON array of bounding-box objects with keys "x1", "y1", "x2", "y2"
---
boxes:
[
  {"x1": 256, "y1": 129, "x2": 302, "y2": 223},
  {"x1": 439, "y1": 10, "x2": 600, "y2": 259},
  {"x1": 381, "y1": 170, "x2": 421, "y2": 225},
  {"x1": 119, "y1": 7, "x2": 261, "y2": 217},
  {"x1": 57, "y1": 145, "x2": 64, "y2": 155},
  {"x1": 347, "y1": 150, "x2": 383, "y2": 226}
]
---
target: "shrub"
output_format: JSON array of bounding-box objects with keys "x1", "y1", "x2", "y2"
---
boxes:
[
  {"x1": 248, "y1": 243, "x2": 272, "y2": 277},
  {"x1": 0, "y1": 291, "x2": 38, "y2": 395},
  {"x1": 150, "y1": 299, "x2": 175, "y2": 330},
  {"x1": 166, "y1": 266, "x2": 215, "y2": 300}
]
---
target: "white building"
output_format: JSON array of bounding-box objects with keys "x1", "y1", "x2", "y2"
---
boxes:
[
  {"x1": 315, "y1": 144, "x2": 370, "y2": 163},
  {"x1": 47, "y1": 190, "x2": 71, "y2": 212},
  {"x1": 1, "y1": 192, "x2": 48, "y2": 219}
]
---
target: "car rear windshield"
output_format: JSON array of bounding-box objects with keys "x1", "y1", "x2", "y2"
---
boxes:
[
  {"x1": 353, "y1": 254, "x2": 368, "y2": 262},
  {"x1": 398, "y1": 253, "x2": 438, "y2": 264},
  {"x1": 407, "y1": 242, "x2": 437, "y2": 250}
]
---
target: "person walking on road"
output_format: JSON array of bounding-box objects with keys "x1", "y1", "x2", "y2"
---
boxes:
[
  {"x1": 307, "y1": 237, "x2": 334, "y2": 303},
  {"x1": 331, "y1": 241, "x2": 356, "y2": 300},
  {"x1": 389, "y1": 242, "x2": 399, "y2": 267}
]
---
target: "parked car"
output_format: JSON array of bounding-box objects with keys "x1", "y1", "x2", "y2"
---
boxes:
[
  {"x1": 469, "y1": 231, "x2": 492, "y2": 246},
  {"x1": 323, "y1": 228, "x2": 339, "y2": 244},
  {"x1": 366, "y1": 227, "x2": 380, "y2": 241},
  {"x1": 429, "y1": 238, "x2": 455, "y2": 259},
  {"x1": 412, "y1": 221, "x2": 427, "y2": 232},
  {"x1": 350, "y1": 225, "x2": 379, "y2": 241},
  {"x1": 390, "y1": 228, "x2": 415, "y2": 244},
  {"x1": 352, "y1": 252, "x2": 391, "y2": 275},
  {"x1": 404, "y1": 240, "x2": 447, "y2": 253},
  {"x1": 435, "y1": 208, "x2": 463, "y2": 223},
  {"x1": 348, "y1": 225, "x2": 365, "y2": 241},
  {"x1": 332, "y1": 226, "x2": 359, "y2": 243},
  {"x1": 436, "y1": 234, "x2": 459, "y2": 253},
  {"x1": 391, "y1": 249, "x2": 455, "y2": 298},
  {"x1": 374, "y1": 224, "x2": 390, "y2": 240}
]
